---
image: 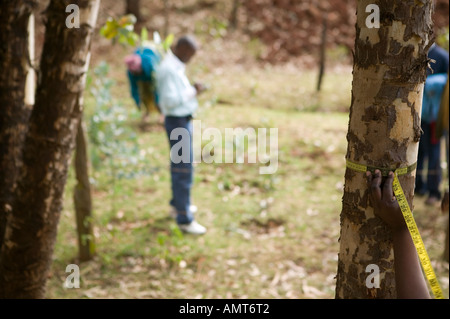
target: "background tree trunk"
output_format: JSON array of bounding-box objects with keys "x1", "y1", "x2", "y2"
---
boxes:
[
  {"x1": 317, "y1": 14, "x2": 327, "y2": 92},
  {"x1": 335, "y1": 0, "x2": 433, "y2": 299},
  {"x1": 163, "y1": 0, "x2": 170, "y2": 38},
  {"x1": 0, "y1": 0, "x2": 35, "y2": 251},
  {"x1": 126, "y1": 0, "x2": 141, "y2": 22},
  {"x1": 74, "y1": 120, "x2": 95, "y2": 262},
  {"x1": 445, "y1": 220, "x2": 449, "y2": 262},
  {"x1": 0, "y1": 0, "x2": 100, "y2": 298},
  {"x1": 229, "y1": 0, "x2": 240, "y2": 31}
]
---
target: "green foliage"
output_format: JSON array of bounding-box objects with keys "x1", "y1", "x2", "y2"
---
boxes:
[
  {"x1": 163, "y1": 33, "x2": 175, "y2": 52},
  {"x1": 87, "y1": 62, "x2": 153, "y2": 177},
  {"x1": 209, "y1": 17, "x2": 228, "y2": 38},
  {"x1": 86, "y1": 62, "x2": 155, "y2": 211},
  {"x1": 326, "y1": 44, "x2": 350, "y2": 63},
  {"x1": 143, "y1": 30, "x2": 174, "y2": 57},
  {"x1": 436, "y1": 27, "x2": 449, "y2": 52},
  {"x1": 140, "y1": 27, "x2": 148, "y2": 44},
  {"x1": 100, "y1": 14, "x2": 139, "y2": 46},
  {"x1": 247, "y1": 38, "x2": 265, "y2": 60},
  {"x1": 194, "y1": 16, "x2": 228, "y2": 38},
  {"x1": 155, "y1": 224, "x2": 186, "y2": 264},
  {"x1": 99, "y1": 14, "x2": 174, "y2": 57}
]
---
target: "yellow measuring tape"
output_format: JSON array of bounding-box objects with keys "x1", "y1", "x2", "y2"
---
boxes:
[{"x1": 346, "y1": 159, "x2": 444, "y2": 299}]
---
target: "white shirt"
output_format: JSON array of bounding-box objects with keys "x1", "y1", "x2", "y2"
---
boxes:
[{"x1": 155, "y1": 51, "x2": 198, "y2": 117}]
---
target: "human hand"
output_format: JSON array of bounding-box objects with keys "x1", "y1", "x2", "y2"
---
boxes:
[
  {"x1": 194, "y1": 83, "x2": 207, "y2": 95},
  {"x1": 366, "y1": 170, "x2": 406, "y2": 231}
]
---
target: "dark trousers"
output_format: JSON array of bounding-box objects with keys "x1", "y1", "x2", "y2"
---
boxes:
[
  {"x1": 416, "y1": 122, "x2": 442, "y2": 199},
  {"x1": 165, "y1": 116, "x2": 194, "y2": 225}
]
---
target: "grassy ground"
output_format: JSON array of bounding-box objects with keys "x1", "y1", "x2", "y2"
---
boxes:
[{"x1": 45, "y1": 51, "x2": 449, "y2": 299}]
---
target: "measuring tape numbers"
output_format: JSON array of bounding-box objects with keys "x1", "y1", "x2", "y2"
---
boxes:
[{"x1": 346, "y1": 159, "x2": 444, "y2": 299}]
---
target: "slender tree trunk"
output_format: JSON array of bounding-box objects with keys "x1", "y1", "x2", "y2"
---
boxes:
[
  {"x1": 445, "y1": 218, "x2": 449, "y2": 262},
  {"x1": 229, "y1": 0, "x2": 240, "y2": 31},
  {"x1": 317, "y1": 14, "x2": 327, "y2": 92},
  {"x1": 335, "y1": 0, "x2": 433, "y2": 299},
  {"x1": 126, "y1": 0, "x2": 141, "y2": 22},
  {"x1": 74, "y1": 120, "x2": 95, "y2": 262},
  {"x1": 0, "y1": 0, "x2": 100, "y2": 298},
  {"x1": 443, "y1": 190, "x2": 449, "y2": 262},
  {"x1": 163, "y1": 0, "x2": 170, "y2": 38},
  {"x1": 0, "y1": 0, "x2": 35, "y2": 251}
]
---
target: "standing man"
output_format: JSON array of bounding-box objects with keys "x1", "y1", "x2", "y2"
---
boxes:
[
  {"x1": 156, "y1": 35, "x2": 207, "y2": 235},
  {"x1": 415, "y1": 44, "x2": 449, "y2": 206}
]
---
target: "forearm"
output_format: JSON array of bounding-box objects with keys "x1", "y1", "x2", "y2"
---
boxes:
[{"x1": 392, "y1": 227, "x2": 431, "y2": 299}]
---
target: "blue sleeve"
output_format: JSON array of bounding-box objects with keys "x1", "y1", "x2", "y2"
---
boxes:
[
  {"x1": 128, "y1": 48, "x2": 161, "y2": 109},
  {"x1": 422, "y1": 74, "x2": 448, "y2": 122},
  {"x1": 428, "y1": 46, "x2": 450, "y2": 75},
  {"x1": 127, "y1": 70, "x2": 140, "y2": 108},
  {"x1": 136, "y1": 48, "x2": 161, "y2": 80}
]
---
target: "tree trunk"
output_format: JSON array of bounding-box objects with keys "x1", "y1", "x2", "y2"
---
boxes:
[
  {"x1": 335, "y1": 0, "x2": 433, "y2": 299},
  {"x1": 443, "y1": 190, "x2": 449, "y2": 262},
  {"x1": 126, "y1": 0, "x2": 141, "y2": 22},
  {"x1": 229, "y1": 0, "x2": 240, "y2": 31},
  {"x1": 0, "y1": 0, "x2": 35, "y2": 251},
  {"x1": 0, "y1": 0, "x2": 100, "y2": 298},
  {"x1": 163, "y1": 0, "x2": 170, "y2": 38},
  {"x1": 74, "y1": 120, "x2": 95, "y2": 262},
  {"x1": 445, "y1": 218, "x2": 449, "y2": 262},
  {"x1": 317, "y1": 14, "x2": 327, "y2": 92}
]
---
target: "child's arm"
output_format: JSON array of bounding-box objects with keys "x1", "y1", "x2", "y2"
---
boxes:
[{"x1": 366, "y1": 170, "x2": 431, "y2": 299}]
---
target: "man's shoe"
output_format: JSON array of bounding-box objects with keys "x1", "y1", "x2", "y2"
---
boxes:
[
  {"x1": 178, "y1": 221, "x2": 207, "y2": 235},
  {"x1": 170, "y1": 205, "x2": 198, "y2": 219}
]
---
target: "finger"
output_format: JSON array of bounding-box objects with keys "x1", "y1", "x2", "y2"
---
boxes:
[
  {"x1": 369, "y1": 169, "x2": 382, "y2": 203},
  {"x1": 365, "y1": 171, "x2": 372, "y2": 187},
  {"x1": 383, "y1": 171, "x2": 395, "y2": 200}
]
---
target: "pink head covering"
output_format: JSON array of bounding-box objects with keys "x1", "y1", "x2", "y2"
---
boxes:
[{"x1": 124, "y1": 54, "x2": 142, "y2": 74}]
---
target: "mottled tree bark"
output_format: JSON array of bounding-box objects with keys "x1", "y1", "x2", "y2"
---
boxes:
[
  {"x1": 0, "y1": 0, "x2": 100, "y2": 298},
  {"x1": 335, "y1": 0, "x2": 433, "y2": 299},
  {"x1": 0, "y1": 0, "x2": 35, "y2": 252}
]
